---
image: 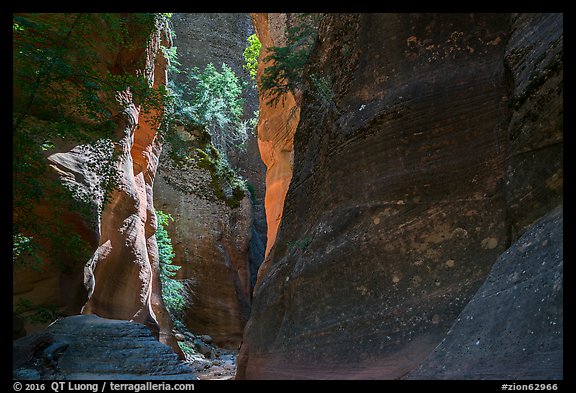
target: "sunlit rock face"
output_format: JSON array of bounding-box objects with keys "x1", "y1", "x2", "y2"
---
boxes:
[
  {"x1": 80, "y1": 19, "x2": 181, "y2": 355},
  {"x1": 237, "y1": 13, "x2": 562, "y2": 379},
  {"x1": 251, "y1": 13, "x2": 301, "y2": 260}
]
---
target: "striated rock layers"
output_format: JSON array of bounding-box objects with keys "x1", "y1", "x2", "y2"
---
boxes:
[
  {"x1": 13, "y1": 315, "x2": 197, "y2": 380},
  {"x1": 153, "y1": 13, "x2": 265, "y2": 348},
  {"x1": 238, "y1": 13, "x2": 562, "y2": 379},
  {"x1": 503, "y1": 13, "x2": 563, "y2": 242}
]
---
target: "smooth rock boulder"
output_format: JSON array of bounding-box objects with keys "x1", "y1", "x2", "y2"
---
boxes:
[{"x1": 13, "y1": 315, "x2": 197, "y2": 380}]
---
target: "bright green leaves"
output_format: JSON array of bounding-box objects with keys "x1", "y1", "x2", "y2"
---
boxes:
[
  {"x1": 159, "y1": 29, "x2": 258, "y2": 209},
  {"x1": 13, "y1": 233, "x2": 33, "y2": 265},
  {"x1": 189, "y1": 63, "x2": 244, "y2": 129},
  {"x1": 155, "y1": 209, "x2": 187, "y2": 322},
  {"x1": 243, "y1": 33, "x2": 261, "y2": 81},
  {"x1": 172, "y1": 62, "x2": 249, "y2": 157},
  {"x1": 162, "y1": 45, "x2": 181, "y2": 74}
]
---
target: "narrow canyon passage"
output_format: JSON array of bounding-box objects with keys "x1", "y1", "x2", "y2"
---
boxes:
[
  {"x1": 13, "y1": 12, "x2": 562, "y2": 381},
  {"x1": 149, "y1": 14, "x2": 264, "y2": 378}
]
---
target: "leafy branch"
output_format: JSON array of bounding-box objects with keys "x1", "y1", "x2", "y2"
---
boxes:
[
  {"x1": 259, "y1": 13, "x2": 322, "y2": 106},
  {"x1": 156, "y1": 209, "x2": 189, "y2": 323}
]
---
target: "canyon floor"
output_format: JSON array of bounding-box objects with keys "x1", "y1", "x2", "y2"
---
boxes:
[{"x1": 175, "y1": 329, "x2": 238, "y2": 380}]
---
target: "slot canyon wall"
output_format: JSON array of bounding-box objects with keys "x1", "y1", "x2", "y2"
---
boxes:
[
  {"x1": 238, "y1": 13, "x2": 562, "y2": 379},
  {"x1": 13, "y1": 14, "x2": 180, "y2": 355},
  {"x1": 152, "y1": 13, "x2": 266, "y2": 348},
  {"x1": 81, "y1": 19, "x2": 174, "y2": 348},
  {"x1": 251, "y1": 13, "x2": 301, "y2": 259},
  {"x1": 13, "y1": 12, "x2": 562, "y2": 380}
]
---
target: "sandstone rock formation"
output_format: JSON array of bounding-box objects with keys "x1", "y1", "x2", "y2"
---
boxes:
[
  {"x1": 13, "y1": 12, "x2": 562, "y2": 381},
  {"x1": 154, "y1": 155, "x2": 253, "y2": 348},
  {"x1": 503, "y1": 13, "x2": 563, "y2": 241},
  {"x1": 237, "y1": 13, "x2": 562, "y2": 379},
  {"x1": 152, "y1": 13, "x2": 265, "y2": 348},
  {"x1": 229, "y1": 134, "x2": 268, "y2": 287},
  {"x1": 13, "y1": 14, "x2": 181, "y2": 356},
  {"x1": 251, "y1": 13, "x2": 301, "y2": 258},
  {"x1": 79, "y1": 19, "x2": 179, "y2": 354},
  {"x1": 407, "y1": 206, "x2": 562, "y2": 379},
  {"x1": 13, "y1": 315, "x2": 197, "y2": 380},
  {"x1": 14, "y1": 142, "x2": 108, "y2": 327}
]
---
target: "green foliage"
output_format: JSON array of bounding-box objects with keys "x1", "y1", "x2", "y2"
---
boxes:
[
  {"x1": 155, "y1": 209, "x2": 187, "y2": 322},
  {"x1": 13, "y1": 233, "x2": 32, "y2": 258},
  {"x1": 259, "y1": 13, "x2": 322, "y2": 106},
  {"x1": 162, "y1": 45, "x2": 181, "y2": 74},
  {"x1": 13, "y1": 298, "x2": 59, "y2": 326},
  {"x1": 158, "y1": 41, "x2": 252, "y2": 209},
  {"x1": 159, "y1": 121, "x2": 247, "y2": 208},
  {"x1": 243, "y1": 34, "x2": 261, "y2": 81},
  {"x1": 12, "y1": 232, "x2": 37, "y2": 268},
  {"x1": 172, "y1": 319, "x2": 186, "y2": 332},
  {"x1": 178, "y1": 341, "x2": 196, "y2": 357},
  {"x1": 178, "y1": 63, "x2": 248, "y2": 156},
  {"x1": 246, "y1": 110, "x2": 259, "y2": 136},
  {"x1": 191, "y1": 63, "x2": 243, "y2": 124},
  {"x1": 287, "y1": 236, "x2": 312, "y2": 251},
  {"x1": 159, "y1": 60, "x2": 250, "y2": 208}
]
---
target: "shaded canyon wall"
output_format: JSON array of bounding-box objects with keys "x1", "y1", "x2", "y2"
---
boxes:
[
  {"x1": 238, "y1": 13, "x2": 562, "y2": 379},
  {"x1": 407, "y1": 206, "x2": 563, "y2": 379}
]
